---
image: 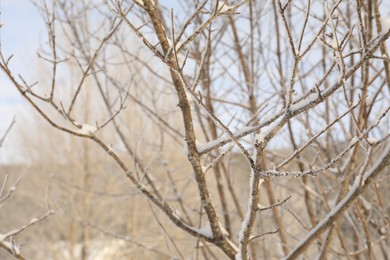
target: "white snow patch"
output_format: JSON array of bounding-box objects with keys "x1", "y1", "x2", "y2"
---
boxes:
[
  {"x1": 167, "y1": 38, "x2": 183, "y2": 51},
  {"x1": 185, "y1": 89, "x2": 193, "y2": 103},
  {"x1": 334, "y1": 51, "x2": 343, "y2": 69},
  {"x1": 240, "y1": 126, "x2": 253, "y2": 132},
  {"x1": 238, "y1": 169, "x2": 255, "y2": 242},
  {"x1": 262, "y1": 113, "x2": 273, "y2": 122},
  {"x1": 350, "y1": 136, "x2": 360, "y2": 145},
  {"x1": 331, "y1": 36, "x2": 338, "y2": 49},
  {"x1": 266, "y1": 169, "x2": 280, "y2": 176},
  {"x1": 190, "y1": 221, "x2": 228, "y2": 239},
  {"x1": 133, "y1": 0, "x2": 154, "y2": 7},
  {"x1": 171, "y1": 207, "x2": 181, "y2": 219},
  {"x1": 220, "y1": 223, "x2": 229, "y2": 236},
  {"x1": 290, "y1": 92, "x2": 317, "y2": 112},
  {"x1": 217, "y1": 1, "x2": 235, "y2": 12},
  {"x1": 2, "y1": 241, "x2": 20, "y2": 254},
  {"x1": 183, "y1": 139, "x2": 201, "y2": 156},
  {"x1": 30, "y1": 217, "x2": 39, "y2": 224},
  {"x1": 77, "y1": 124, "x2": 98, "y2": 135},
  {"x1": 196, "y1": 141, "x2": 217, "y2": 153},
  {"x1": 192, "y1": 221, "x2": 213, "y2": 238},
  {"x1": 133, "y1": 0, "x2": 144, "y2": 6},
  {"x1": 258, "y1": 178, "x2": 264, "y2": 189},
  {"x1": 227, "y1": 238, "x2": 239, "y2": 252},
  {"x1": 255, "y1": 133, "x2": 266, "y2": 143},
  {"x1": 197, "y1": 126, "x2": 257, "y2": 154},
  {"x1": 201, "y1": 164, "x2": 209, "y2": 172}
]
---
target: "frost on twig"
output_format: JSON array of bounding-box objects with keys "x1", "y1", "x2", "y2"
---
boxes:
[
  {"x1": 76, "y1": 123, "x2": 98, "y2": 135},
  {"x1": 190, "y1": 221, "x2": 229, "y2": 239}
]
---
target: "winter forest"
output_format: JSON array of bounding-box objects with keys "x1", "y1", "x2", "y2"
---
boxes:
[{"x1": 0, "y1": 0, "x2": 390, "y2": 259}]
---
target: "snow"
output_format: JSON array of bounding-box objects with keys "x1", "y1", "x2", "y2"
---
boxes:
[
  {"x1": 334, "y1": 51, "x2": 343, "y2": 69},
  {"x1": 196, "y1": 125, "x2": 257, "y2": 153},
  {"x1": 192, "y1": 221, "x2": 213, "y2": 239},
  {"x1": 350, "y1": 136, "x2": 360, "y2": 145},
  {"x1": 190, "y1": 221, "x2": 229, "y2": 239},
  {"x1": 240, "y1": 126, "x2": 253, "y2": 132},
  {"x1": 262, "y1": 113, "x2": 273, "y2": 122},
  {"x1": 258, "y1": 178, "x2": 264, "y2": 189},
  {"x1": 183, "y1": 139, "x2": 201, "y2": 156},
  {"x1": 30, "y1": 217, "x2": 39, "y2": 224},
  {"x1": 255, "y1": 133, "x2": 266, "y2": 143},
  {"x1": 196, "y1": 140, "x2": 219, "y2": 153},
  {"x1": 2, "y1": 241, "x2": 20, "y2": 254},
  {"x1": 133, "y1": 0, "x2": 144, "y2": 6},
  {"x1": 167, "y1": 38, "x2": 183, "y2": 51},
  {"x1": 266, "y1": 168, "x2": 282, "y2": 177},
  {"x1": 238, "y1": 169, "x2": 255, "y2": 242},
  {"x1": 220, "y1": 223, "x2": 229, "y2": 236},
  {"x1": 217, "y1": 1, "x2": 235, "y2": 12},
  {"x1": 171, "y1": 207, "x2": 181, "y2": 219},
  {"x1": 331, "y1": 36, "x2": 338, "y2": 49},
  {"x1": 227, "y1": 238, "x2": 239, "y2": 252},
  {"x1": 77, "y1": 124, "x2": 98, "y2": 135},
  {"x1": 289, "y1": 92, "x2": 317, "y2": 112},
  {"x1": 133, "y1": 0, "x2": 154, "y2": 7}
]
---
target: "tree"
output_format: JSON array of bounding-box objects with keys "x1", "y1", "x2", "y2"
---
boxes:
[{"x1": 1, "y1": 0, "x2": 389, "y2": 259}]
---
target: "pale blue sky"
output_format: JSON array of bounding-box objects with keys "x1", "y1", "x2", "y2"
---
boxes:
[
  {"x1": 0, "y1": 0, "x2": 44, "y2": 163},
  {"x1": 0, "y1": 0, "x2": 44, "y2": 124}
]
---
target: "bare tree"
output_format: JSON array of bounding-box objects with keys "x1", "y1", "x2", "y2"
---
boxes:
[{"x1": 1, "y1": 0, "x2": 389, "y2": 259}]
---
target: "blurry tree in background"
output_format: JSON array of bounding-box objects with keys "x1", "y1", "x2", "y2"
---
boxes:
[
  {"x1": 0, "y1": 119, "x2": 54, "y2": 259},
  {"x1": 1, "y1": 0, "x2": 390, "y2": 259}
]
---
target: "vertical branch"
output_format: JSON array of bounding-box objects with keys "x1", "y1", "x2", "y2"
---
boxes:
[{"x1": 140, "y1": 0, "x2": 235, "y2": 256}]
